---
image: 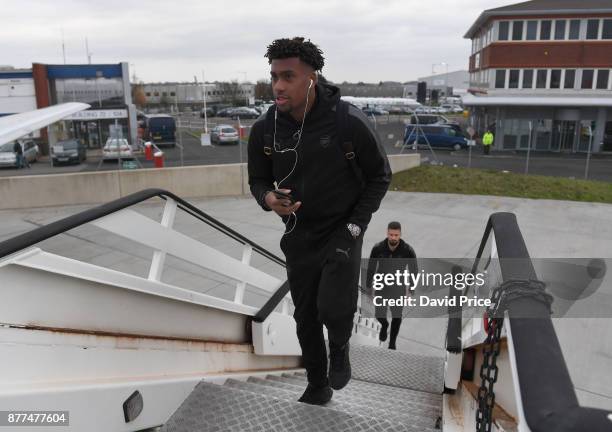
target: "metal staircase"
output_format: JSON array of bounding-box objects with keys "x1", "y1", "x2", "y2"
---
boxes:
[
  {"x1": 3, "y1": 190, "x2": 610, "y2": 431},
  {"x1": 162, "y1": 345, "x2": 444, "y2": 432}
]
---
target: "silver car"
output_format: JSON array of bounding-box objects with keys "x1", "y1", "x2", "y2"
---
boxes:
[
  {"x1": 210, "y1": 125, "x2": 239, "y2": 145},
  {"x1": 0, "y1": 140, "x2": 39, "y2": 167},
  {"x1": 102, "y1": 138, "x2": 134, "y2": 160}
]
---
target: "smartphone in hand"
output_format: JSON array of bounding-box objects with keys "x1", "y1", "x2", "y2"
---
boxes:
[{"x1": 273, "y1": 190, "x2": 296, "y2": 204}]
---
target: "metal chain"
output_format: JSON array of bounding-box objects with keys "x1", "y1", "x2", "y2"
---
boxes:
[{"x1": 475, "y1": 279, "x2": 553, "y2": 431}]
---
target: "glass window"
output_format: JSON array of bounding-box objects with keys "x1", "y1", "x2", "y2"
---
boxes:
[
  {"x1": 582, "y1": 70, "x2": 594, "y2": 89},
  {"x1": 569, "y1": 20, "x2": 581, "y2": 39},
  {"x1": 554, "y1": 20, "x2": 566, "y2": 40},
  {"x1": 536, "y1": 70, "x2": 548, "y2": 88},
  {"x1": 526, "y1": 21, "x2": 538, "y2": 40},
  {"x1": 597, "y1": 70, "x2": 610, "y2": 89},
  {"x1": 550, "y1": 70, "x2": 562, "y2": 88},
  {"x1": 512, "y1": 21, "x2": 524, "y2": 40},
  {"x1": 499, "y1": 21, "x2": 509, "y2": 40},
  {"x1": 509, "y1": 70, "x2": 520, "y2": 88},
  {"x1": 603, "y1": 19, "x2": 612, "y2": 39},
  {"x1": 564, "y1": 70, "x2": 576, "y2": 89},
  {"x1": 495, "y1": 70, "x2": 506, "y2": 88},
  {"x1": 540, "y1": 20, "x2": 552, "y2": 40},
  {"x1": 587, "y1": 19, "x2": 600, "y2": 39},
  {"x1": 523, "y1": 70, "x2": 534, "y2": 88},
  {"x1": 475, "y1": 53, "x2": 481, "y2": 68}
]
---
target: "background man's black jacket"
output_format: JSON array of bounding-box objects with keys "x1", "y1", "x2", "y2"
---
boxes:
[{"x1": 366, "y1": 239, "x2": 418, "y2": 291}]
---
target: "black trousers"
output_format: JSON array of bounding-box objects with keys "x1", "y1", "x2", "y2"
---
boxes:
[
  {"x1": 375, "y1": 286, "x2": 404, "y2": 347},
  {"x1": 281, "y1": 226, "x2": 363, "y2": 386}
]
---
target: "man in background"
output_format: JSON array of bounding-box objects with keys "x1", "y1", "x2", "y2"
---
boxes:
[{"x1": 367, "y1": 221, "x2": 417, "y2": 350}]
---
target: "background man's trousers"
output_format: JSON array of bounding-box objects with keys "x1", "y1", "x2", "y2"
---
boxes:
[
  {"x1": 375, "y1": 286, "x2": 405, "y2": 347},
  {"x1": 281, "y1": 227, "x2": 363, "y2": 387}
]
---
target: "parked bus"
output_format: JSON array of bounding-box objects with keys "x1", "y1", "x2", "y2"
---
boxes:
[{"x1": 144, "y1": 114, "x2": 176, "y2": 147}]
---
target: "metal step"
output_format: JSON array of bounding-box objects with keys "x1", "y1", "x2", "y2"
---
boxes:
[
  {"x1": 162, "y1": 381, "x2": 422, "y2": 432},
  {"x1": 282, "y1": 373, "x2": 443, "y2": 411},
  {"x1": 266, "y1": 374, "x2": 442, "y2": 414},
  {"x1": 228, "y1": 378, "x2": 441, "y2": 431},
  {"x1": 349, "y1": 344, "x2": 445, "y2": 394}
]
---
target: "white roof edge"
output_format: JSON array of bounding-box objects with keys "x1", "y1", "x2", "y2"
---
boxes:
[
  {"x1": 462, "y1": 94, "x2": 612, "y2": 107},
  {"x1": 464, "y1": 8, "x2": 612, "y2": 38}
]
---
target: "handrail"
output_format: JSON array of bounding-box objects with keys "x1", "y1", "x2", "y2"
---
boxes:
[
  {"x1": 472, "y1": 212, "x2": 611, "y2": 431},
  {"x1": 445, "y1": 265, "x2": 463, "y2": 354},
  {"x1": 0, "y1": 189, "x2": 286, "y2": 270}
]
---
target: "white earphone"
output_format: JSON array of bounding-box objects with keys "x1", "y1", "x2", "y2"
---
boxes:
[{"x1": 273, "y1": 77, "x2": 314, "y2": 235}]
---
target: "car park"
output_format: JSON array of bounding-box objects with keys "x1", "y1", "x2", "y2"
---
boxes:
[
  {"x1": 200, "y1": 107, "x2": 215, "y2": 118},
  {"x1": 210, "y1": 125, "x2": 240, "y2": 145},
  {"x1": 404, "y1": 124, "x2": 468, "y2": 151},
  {"x1": 0, "y1": 140, "x2": 39, "y2": 167},
  {"x1": 230, "y1": 107, "x2": 260, "y2": 119},
  {"x1": 102, "y1": 138, "x2": 134, "y2": 160},
  {"x1": 215, "y1": 108, "x2": 235, "y2": 118},
  {"x1": 51, "y1": 139, "x2": 87, "y2": 166}
]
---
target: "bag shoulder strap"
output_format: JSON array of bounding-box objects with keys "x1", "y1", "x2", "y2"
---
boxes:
[
  {"x1": 262, "y1": 106, "x2": 276, "y2": 156},
  {"x1": 336, "y1": 100, "x2": 364, "y2": 187}
]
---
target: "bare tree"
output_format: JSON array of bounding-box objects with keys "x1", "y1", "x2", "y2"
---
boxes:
[
  {"x1": 220, "y1": 80, "x2": 242, "y2": 105},
  {"x1": 255, "y1": 79, "x2": 273, "y2": 101}
]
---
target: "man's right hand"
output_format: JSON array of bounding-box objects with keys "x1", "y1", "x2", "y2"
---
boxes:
[{"x1": 265, "y1": 189, "x2": 302, "y2": 216}]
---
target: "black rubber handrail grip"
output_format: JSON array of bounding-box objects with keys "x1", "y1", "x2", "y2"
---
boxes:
[
  {"x1": 470, "y1": 212, "x2": 611, "y2": 431},
  {"x1": 446, "y1": 264, "x2": 463, "y2": 354},
  {"x1": 0, "y1": 188, "x2": 286, "y2": 269}
]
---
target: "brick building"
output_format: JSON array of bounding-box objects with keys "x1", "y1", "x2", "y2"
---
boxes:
[{"x1": 463, "y1": 0, "x2": 612, "y2": 152}]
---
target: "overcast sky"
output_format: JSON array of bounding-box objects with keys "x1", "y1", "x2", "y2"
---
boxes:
[{"x1": 1, "y1": 0, "x2": 512, "y2": 84}]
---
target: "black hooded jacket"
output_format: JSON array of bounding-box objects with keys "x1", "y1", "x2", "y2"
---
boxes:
[
  {"x1": 248, "y1": 83, "x2": 391, "y2": 237},
  {"x1": 366, "y1": 238, "x2": 418, "y2": 290}
]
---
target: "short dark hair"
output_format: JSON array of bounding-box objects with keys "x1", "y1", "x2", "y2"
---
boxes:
[
  {"x1": 265, "y1": 37, "x2": 325, "y2": 72},
  {"x1": 388, "y1": 221, "x2": 401, "y2": 231}
]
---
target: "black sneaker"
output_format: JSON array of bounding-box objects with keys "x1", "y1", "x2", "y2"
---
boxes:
[
  {"x1": 379, "y1": 323, "x2": 388, "y2": 342},
  {"x1": 328, "y1": 342, "x2": 351, "y2": 390},
  {"x1": 298, "y1": 383, "x2": 333, "y2": 405}
]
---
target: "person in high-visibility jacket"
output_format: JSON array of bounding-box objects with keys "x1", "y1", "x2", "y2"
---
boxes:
[{"x1": 482, "y1": 130, "x2": 494, "y2": 155}]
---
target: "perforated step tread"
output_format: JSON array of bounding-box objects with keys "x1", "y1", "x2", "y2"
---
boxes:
[
  {"x1": 282, "y1": 373, "x2": 443, "y2": 411},
  {"x1": 226, "y1": 379, "x2": 440, "y2": 431},
  {"x1": 162, "y1": 381, "x2": 422, "y2": 432},
  {"x1": 349, "y1": 344, "x2": 445, "y2": 394}
]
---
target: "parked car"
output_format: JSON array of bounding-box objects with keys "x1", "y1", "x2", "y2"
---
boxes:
[
  {"x1": 0, "y1": 139, "x2": 39, "y2": 168},
  {"x1": 200, "y1": 107, "x2": 215, "y2": 118},
  {"x1": 216, "y1": 108, "x2": 235, "y2": 118},
  {"x1": 439, "y1": 104, "x2": 464, "y2": 114},
  {"x1": 51, "y1": 139, "x2": 87, "y2": 166},
  {"x1": 404, "y1": 124, "x2": 468, "y2": 151},
  {"x1": 231, "y1": 107, "x2": 260, "y2": 119},
  {"x1": 409, "y1": 113, "x2": 450, "y2": 125},
  {"x1": 362, "y1": 106, "x2": 389, "y2": 116},
  {"x1": 102, "y1": 138, "x2": 134, "y2": 160},
  {"x1": 210, "y1": 125, "x2": 240, "y2": 145}
]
